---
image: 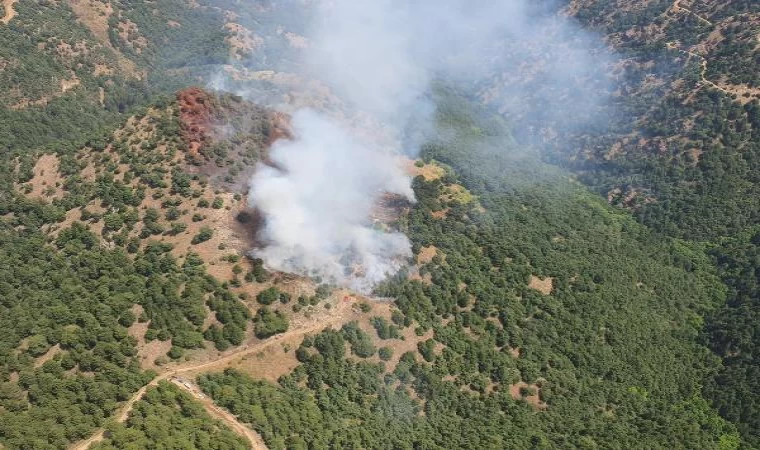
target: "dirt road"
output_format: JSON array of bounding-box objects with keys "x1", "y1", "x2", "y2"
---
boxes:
[
  {"x1": 69, "y1": 298, "x2": 359, "y2": 449},
  {"x1": 170, "y1": 378, "x2": 268, "y2": 450},
  {"x1": 671, "y1": 0, "x2": 713, "y2": 26},
  {"x1": 665, "y1": 41, "x2": 735, "y2": 97}
]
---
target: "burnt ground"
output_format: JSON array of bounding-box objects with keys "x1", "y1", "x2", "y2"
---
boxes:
[{"x1": 176, "y1": 87, "x2": 293, "y2": 192}]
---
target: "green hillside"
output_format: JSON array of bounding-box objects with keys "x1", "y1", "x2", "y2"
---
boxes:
[{"x1": 199, "y1": 95, "x2": 739, "y2": 449}]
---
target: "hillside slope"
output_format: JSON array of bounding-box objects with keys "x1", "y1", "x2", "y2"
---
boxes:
[
  {"x1": 198, "y1": 94, "x2": 740, "y2": 449},
  {"x1": 555, "y1": 1, "x2": 760, "y2": 444},
  {"x1": 0, "y1": 0, "x2": 759, "y2": 448}
]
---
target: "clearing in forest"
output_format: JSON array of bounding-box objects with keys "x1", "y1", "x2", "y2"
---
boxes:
[
  {"x1": 1, "y1": 0, "x2": 17, "y2": 25},
  {"x1": 529, "y1": 275, "x2": 554, "y2": 295}
]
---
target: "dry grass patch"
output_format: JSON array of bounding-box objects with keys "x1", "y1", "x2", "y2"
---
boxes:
[
  {"x1": 138, "y1": 338, "x2": 173, "y2": 370},
  {"x1": 283, "y1": 31, "x2": 309, "y2": 49},
  {"x1": 225, "y1": 23, "x2": 263, "y2": 60},
  {"x1": 405, "y1": 158, "x2": 445, "y2": 181},
  {"x1": 17, "y1": 154, "x2": 65, "y2": 200},
  {"x1": 34, "y1": 344, "x2": 62, "y2": 368},
  {"x1": 231, "y1": 335, "x2": 302, "y2": 382},
  {"x1": 408, "y1": 270, "x2": 433, "y2": 285},
  {"x1": 440, "y1": 183, "x2": 475, "y2": 204},
  {"x1": 431, "y1": 208, "x2": 449, "y2": 219},
  {"x1": 68, "y1": 0, "x2": 138, "y2": 76},
  {"x1": 68, "y1": 0, "x2": 113, "y2": 43},
  {"x1": 417, "y1": 245, "x2": 438, "y2": 264},
  {"x1": 529, "y1": 275, "x2": 554, "y2": 295},
  {"x1": 128, "y1": 305, "x2": 176, "y2": 370},
  {"x1": 354, "y1": 302, "x2": 437, "y2": 373},
  {"x1": 127, "y1": 305, "x2": 148, "y2": 339}
]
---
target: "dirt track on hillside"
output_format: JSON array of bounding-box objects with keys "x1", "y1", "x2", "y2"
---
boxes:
[
  {"x1": 69, "y1": 297, "x2": 359, "y2": 449},
  {"x1": 170, "y1": 378, "x2": 269, "y2": 449}
]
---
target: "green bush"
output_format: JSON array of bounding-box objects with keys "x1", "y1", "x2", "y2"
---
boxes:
[
  {"x1": 254, "y1": 307, "x2": 289, "y2": 338},
  {"x1": 191, "y1": 226, "x2": 213, "y2": 244},
  {"x1": 256, "y1": 287, "x2": 280, "y2": 305}
]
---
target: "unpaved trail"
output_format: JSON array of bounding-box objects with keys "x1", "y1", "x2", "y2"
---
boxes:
[
  {"x1": 170, "y1": 378, "x2": 268, "y2": 450},
  {"x1": 1, "y1": 0, "x2": 17, "y2": 25},
  {"x1": 666, "y1": 41, "x2": 736, "y2": 97},
  {"x1": 671, "y1": 0, "x2": 713, "y2": 26},
  {"x1": 69, "y1": 298, "x2": 359, "y2": 449}
]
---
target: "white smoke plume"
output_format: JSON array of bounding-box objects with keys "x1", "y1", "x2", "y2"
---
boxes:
[
  {"x1": 245, "y1": 0, "x2": 611, "y2": 290},
  {"x1": 249, "y1": 110, "x2": 414, "y2": 291}
]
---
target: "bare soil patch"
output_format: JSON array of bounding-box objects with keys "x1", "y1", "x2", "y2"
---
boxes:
[
  {"x1": 509, "y1": 381, "x2": 547, "y2": 409},
  {"x1": 18, "y1": 154, "x2": 64, "y2": 200},
  {"x1": 34, "y1": 344, "x2": 62, "y2": 368},
  {"x1": 0, "y1": 0, "x2": 17, "y2": 24},
  {"x1": 529, "y1": 275, "x2": 554, "y2": 295}
]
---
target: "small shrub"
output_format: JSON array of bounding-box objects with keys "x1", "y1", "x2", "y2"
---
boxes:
[
  {"x1": 191, "y1": 226, "x2": 213, "y2": 244},
  {"x1": 257, "y1": 287, "x2": 280, "y2": 305},
  {"x1": 379, "y1": 346, "x2": 393, "y2": 361}
]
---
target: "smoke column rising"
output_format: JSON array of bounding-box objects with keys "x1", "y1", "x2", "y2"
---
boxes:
[
  {"x1": 247, "y1": 0, "x2": 611, "y2": 289},
  {"x1": 249, "y1": 110, "x2": 414, "y2": 291}
]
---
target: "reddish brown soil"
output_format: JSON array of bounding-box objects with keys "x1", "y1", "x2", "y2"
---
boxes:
[
  {"x1": 177, "y1": 87, "x2": 216, "y2": 164},
  {"x1": 177, "y1": 87, "x2": 291, "y2": 171}
]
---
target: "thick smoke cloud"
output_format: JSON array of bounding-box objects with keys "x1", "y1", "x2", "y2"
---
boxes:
[
  {"x1": 245, "y1": 0, "x2": 611, "y2": 290},
  {"x1": 249, "y1": 110, "x2": 413, "y2": 291}
]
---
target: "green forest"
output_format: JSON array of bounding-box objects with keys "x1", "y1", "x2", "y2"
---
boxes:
[
  {"x1": 91, "y1": 381, "x2": 249, "y2": 450},
  {"x1": 198, "y1": 95, "x2": 740, "y2": 449}
]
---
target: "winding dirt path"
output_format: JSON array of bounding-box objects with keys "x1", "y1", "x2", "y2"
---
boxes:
[
  {"x1": 665, "y1": 7, "x2": 760, "y2": 103},
  {"x1": 69, "y1": 298, "x2": 360, "y2": 450},
  {"x1": 671, "y1": 0, "x2": 713, "y2": 26},
  {"x1": 1, "y1": 0, "x2": 17, "y2": 25},
  {"x1": 170, "y1": 378, "x2": 268, "y2": 450},
  {"x1": 666, "y1": 41, "x2": 734, "y2": 96}
]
